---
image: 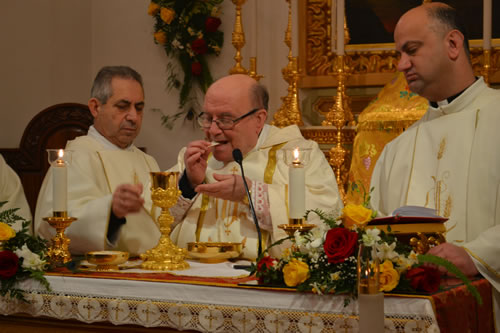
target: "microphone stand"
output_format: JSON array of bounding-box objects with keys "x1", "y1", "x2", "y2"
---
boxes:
[{"x1": 232, "y1": 149, "x2": 263, "y2": 262}]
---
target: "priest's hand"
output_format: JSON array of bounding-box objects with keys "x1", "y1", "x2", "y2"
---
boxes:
[
  {"x1": 427, "y1": 243, "x2": 479, "y2": 277},
  {"x1": 112, "y1": 183, "x2": 144, "y2": 218},
  {"x1": 195, "y1": 173, "x2": 250, "y2": 202},
  {"x1": 184, "y1": 140, "x2": 212, "y2": 188}
]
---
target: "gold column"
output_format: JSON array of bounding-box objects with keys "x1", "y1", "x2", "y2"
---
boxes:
[
  {"x1": 482, "y1": 49, "x2": 492, "y2": 86},
  {"x1": 271, "y1": 0, "x2": 303, "y2": 127},
  {"x1": 229, "y1": 0, "x2": 248, "y2": 75}
]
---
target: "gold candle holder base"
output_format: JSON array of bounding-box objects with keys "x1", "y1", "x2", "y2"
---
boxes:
[
  {"x1": 278, "y1": 220, "x2": 315, "y2": 237},
  {"x1": 43, "y1": 213, "x2": 77, "y2": 265},
  {"x1": 140, "y1": 172, "x2": 189, "y2": 271}
]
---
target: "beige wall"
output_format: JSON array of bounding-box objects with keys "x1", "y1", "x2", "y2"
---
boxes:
[{"x1": 0, "y1": 0, "x2": 290, "y2": 169}]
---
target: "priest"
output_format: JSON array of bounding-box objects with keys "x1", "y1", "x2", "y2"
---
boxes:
[
  {"x1": 35, "y1": 66, "x2": 160, "y2": 256},
  {"x1": 370, "y1": 2, "x2": 500, "y2": 324},
  {"x1": 169, "y1": 74, "x2": 343, "y2": 259}
]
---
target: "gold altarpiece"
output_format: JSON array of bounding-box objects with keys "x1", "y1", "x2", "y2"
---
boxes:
[{"x1": 294, "y1": 0, "x2": 500, "y2": 199}]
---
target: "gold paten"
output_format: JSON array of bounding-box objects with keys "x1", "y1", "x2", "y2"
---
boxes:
[
  {"x1": 86, "y1": 251, "x2": 129, "y2": 272},
  {"x1": 140, "y1": 172, "x2": 189, "y2": 271},
  {"x1": 278, "y1": 220, "x2": 315, "y2": 237},
  {"x1": 43, "y1": 213, "x2": 77, "y2": 265},
  {"x1": 187, "y1": 242, "x2": 242, "y2": 263}
]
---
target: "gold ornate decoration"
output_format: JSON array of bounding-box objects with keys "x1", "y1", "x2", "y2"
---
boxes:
[
  {"x1": 482, "y1": 49, "x2": 492, "y2": 85},
  {"x1": 248, "y1": 57, "x2": 263, "y2": 81},
  {"x1": 271, "y1": 0, "x2": 303, "y2": 127},
  {"x1": 410, "y1": 232, "x2": 446, "y2": 254},
  {"x1": 278, "y1": 222, "x2": 316, "y2": 237},
  {"x1": 229, "y1": 0, "x2": 248, "y2": 75},
  {"x1": 140, "y1": 172, "x2": 189, "y2": 271},
  {"x1": 43, "y1": 213, "x2": 77, "y2": 265}
]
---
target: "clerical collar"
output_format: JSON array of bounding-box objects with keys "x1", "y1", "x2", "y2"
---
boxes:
[
  {"x1": 429, "y1": 77, "x2": 478, "y2": 108},
  {"x1": 87, "y1": 126, "x2": 134, "y2": 151}
]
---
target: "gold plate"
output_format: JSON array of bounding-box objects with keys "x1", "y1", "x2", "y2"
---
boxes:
[
  {"x1": 85, "y1": 251, "x2": 129, "y2": 271},
  {"x1": 187, "y1": 242, "x2": 242, "y2": 264}
]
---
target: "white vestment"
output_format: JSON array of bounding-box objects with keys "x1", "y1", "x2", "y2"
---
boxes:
[
  {"x1": 169, "y1": 124, "x2": 343, "y2": 259},
  {"x1": 0, "y1": 154, "x2": 32, "y2": 230},
  {"x1": 371, "y1": 77, "x2": 500, "y2": 327},
  {"x1": 35, "y1": 132, "x2": 160, "y2": 256}
]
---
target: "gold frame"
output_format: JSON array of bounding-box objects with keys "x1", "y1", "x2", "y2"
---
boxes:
[{"x1": 299, "y1": 0, "x2": 500, "y2": 88}]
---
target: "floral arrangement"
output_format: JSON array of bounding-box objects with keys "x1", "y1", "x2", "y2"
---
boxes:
[
  {"x1": 0, "y1": 201, "x2": 50, "y2": 301},
  {"x1": 148, "y1": 0, "x2": 224, "y2": 129},
  {"x1": 252, "y1": 204, "x2": 481, "y2": 303}
]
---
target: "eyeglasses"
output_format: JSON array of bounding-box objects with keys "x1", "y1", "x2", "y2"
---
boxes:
[{"x1": 197, "y1": 108, "x2": 260, "y2": 130}]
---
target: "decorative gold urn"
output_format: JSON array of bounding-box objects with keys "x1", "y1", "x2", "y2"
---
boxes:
[
  {"x1": 140, "y1": 171, "x2": 189, "y2": 270},
  {"x1": 43, "y1": 213, "x2": 77, "y2": 265}
]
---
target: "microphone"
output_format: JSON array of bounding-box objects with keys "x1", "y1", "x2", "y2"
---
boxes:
[{"x1": 232, "y1": 148, "x2": 262, "y2": 258}]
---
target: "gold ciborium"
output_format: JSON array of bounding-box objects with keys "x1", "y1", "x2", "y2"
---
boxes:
[
  {"x1": 44, "y1": 149, "x2": 77, "y2": 266},
  {"x1": 140, "y1": 172, "x2": 189, "y2": 270}
]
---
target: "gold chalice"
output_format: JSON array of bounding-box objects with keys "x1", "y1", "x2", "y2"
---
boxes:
[{"x1": 140, "y1": 171, "x2": 189, "y2": 270}]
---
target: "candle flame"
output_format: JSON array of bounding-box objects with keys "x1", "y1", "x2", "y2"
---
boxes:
[
  {"x1": 58, "y1": 149, "x2": 64, "y2": 159},
  {"x1": 293, "y1": 148, "x2": 300, "y2": 160}
]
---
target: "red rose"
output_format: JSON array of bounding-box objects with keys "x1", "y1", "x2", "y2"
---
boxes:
[
  {"x1": 323, "y1": 228, "x2": 358, "y2": 264},
  {"x1": 0, "y1": 250, "x2": 19, "y2": 279},
  {"x1": 191, "y1": 62, "x2": 202, "y2": 76},
  {"x1": 257, "y1": 256, "x2": 274, "y2": 272},
  {"x1": 406, "y1": 266, "x2": 441, "y2": 293},
  {"x1": 205, "y1": 17, "x2": 221, "y2": 33},
  {"x1": 191, "y1": 38, "x2": 208, "y2": 55}
]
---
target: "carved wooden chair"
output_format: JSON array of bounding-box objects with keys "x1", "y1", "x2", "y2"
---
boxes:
[{"x1": 0, "y1": 103, "x2": 93, "y2": 216}]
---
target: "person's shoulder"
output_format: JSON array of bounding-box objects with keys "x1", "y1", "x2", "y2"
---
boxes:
[{"x1": 65, "y1": 135, "x2": 101, "y2": 153}]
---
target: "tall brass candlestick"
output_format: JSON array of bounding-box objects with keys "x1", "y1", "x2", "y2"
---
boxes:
[
  {"x1": 229, "y1": 0, "x2": 248, "y2": 75},
  {"x1": 141, "y1": 172, "x2": 189, "y2": 271}
]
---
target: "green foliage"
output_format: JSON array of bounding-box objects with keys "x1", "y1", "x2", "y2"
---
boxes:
[{"x1": 149, "y1": 0, "x2": 224, "y2": 129}]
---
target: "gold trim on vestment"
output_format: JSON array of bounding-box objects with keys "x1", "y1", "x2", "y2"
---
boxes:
[
  {"x1": 464, "y1": 247, "x2": 500, "y2": 279},
  {"x1": 264, "y1": 143, "x2": 286, "y2": 184},
  {"x1": 195, "y1": 194, "x2": 210, "y2": 242},
  {"x1": 97, "y1": 152, "x2": 113, "y2": 249}
]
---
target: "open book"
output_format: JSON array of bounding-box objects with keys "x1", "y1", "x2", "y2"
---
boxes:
[{"x1": 369, "y1": 205, "x2": 448, "y2": 225}]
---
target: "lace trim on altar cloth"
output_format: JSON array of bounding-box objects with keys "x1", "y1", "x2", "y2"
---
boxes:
[{"x1": 0, "y1": 292, "x2": 439, "y2": 332}]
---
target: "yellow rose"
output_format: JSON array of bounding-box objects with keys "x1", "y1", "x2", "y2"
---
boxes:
[
  {"x1": 0, "y1": 222, "x2": 15, "y2": 241},
  {"x1": 379, "y1": 260, "x2": 400, "y2": 292},
  {"x1": 342, "y1": 204, "x2": 372, "y2": 229},
  {"x1": 283, "y1": 259, "x2": 310, "y2": 287},
  {"x1": 160, "y1": 7, "x2": 175, "y2": 24},
  {"x1": 147, "y1": 2, "x2": 160, "y2": 16},
  {"x1": 154, "y1": 31, "x2": 167, "y2": 45}
]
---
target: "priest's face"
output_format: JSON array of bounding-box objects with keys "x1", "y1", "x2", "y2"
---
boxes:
[
  {"x1": 90, "y1": 78, "x2": 145, "y2": 149},
  {"x1": 394, "y1": 6, "x2": 450, "y2": 101},
  {"x1": 202, "y1": 75, "x2": 266, "y2": 163}
]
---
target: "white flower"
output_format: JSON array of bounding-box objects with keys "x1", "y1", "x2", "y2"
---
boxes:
[
  {"x1": 14, "y1": 244, "x2": 46, "y2": 271},
  {"x1": 361, "y1": 228, "x2": 381, "y2": 247},
  {"x1": 374, "y1": 242, "x2": 398, "y2": 261},
  {"x1": 171, "y1": 39, "x2": 184, "y2": 50}
]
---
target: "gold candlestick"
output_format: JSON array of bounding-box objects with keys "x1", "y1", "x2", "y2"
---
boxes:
[
  {"x1": 482, "y1": 49, "x2": 492, "y2": 86},
  {"x1": 44, "y1": 212, "x2": 77, "y2": 265},
  {"x1": 271, "y1": 0, "x2": 303, "y2": 128},
  {"x1": 248, "y1": 57, "x2": 263, "y2": 81},
  {"x1": 141, "y1": 172, "x2": 189, "y2": 271},
  {"x1": 229, "y1": 0, "x2": 248, "y2": 75}
]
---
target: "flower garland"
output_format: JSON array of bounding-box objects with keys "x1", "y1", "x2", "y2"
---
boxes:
[
  {"x1": 252, "y1": 204, "x2": 481, "y2": 304},
  {"x1": 148, "y1": 0, "x2": 224, "y2": 129},
  {"x1": 0, "y1": 201, "x2": 50, "y2": 301}
]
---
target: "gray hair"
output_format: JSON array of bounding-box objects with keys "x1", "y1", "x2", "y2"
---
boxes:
[
  {"x1": 250, "y1": 83, "x2": 269, "y2": 110},
  {"x1": 90, "y1": 66, "x2": 144, "y2": 103},
  {"x1": 427, "y1": 4, "x2": 470, "y2": 58}
]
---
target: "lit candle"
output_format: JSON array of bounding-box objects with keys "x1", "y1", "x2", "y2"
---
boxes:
[
  {"x1": 291, "y1": 0, "x2": 299, "y2": 57},
  {"x1": 52, "y1": 149, "x2": 67, "y2": 213},
  {"x1": 289, "y1": 148, "x2": 305, "y2": 219},
  {"x1": 483, "y1": 0, "x2": 492, "y2": 50},
  {"x1": 336, "y1": 0, "x2": 345, "y2": 56}
]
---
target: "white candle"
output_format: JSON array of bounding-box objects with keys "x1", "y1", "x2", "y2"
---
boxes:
[
  {"x1": 291, "y1": 0, "x2": 299, "y2": 57},
  {"x1": 336, "y1": 0, "x2": 345, "y2": 55},
  {"x1": 52, "y1": 149, "x2": 67, "y2": 213},
  {"x1": 483, "y1": 0, "x2": 492, "y2": 50},
  {"x1": 289, "y1": 148, "x2": 305, "y2": 218},
  {"x1": 358, "y1": 293, "x2": 385, "y2": 333}
]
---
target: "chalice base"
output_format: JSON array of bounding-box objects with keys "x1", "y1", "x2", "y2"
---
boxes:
[
  {"x1": 43, "y1": 215, "x2": 77, "y2": 265},
  {"x1": 140, "y1": 236, "x2": 190, "y2": 271}
]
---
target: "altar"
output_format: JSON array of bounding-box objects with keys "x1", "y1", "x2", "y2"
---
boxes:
[{"x1": 0, "y1": 260, "x2": 494, "y2": 333}]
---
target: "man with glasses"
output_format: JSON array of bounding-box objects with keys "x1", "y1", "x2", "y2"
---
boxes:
[
  {"x1": 35, "y1": 66, "x2": 161, "y2": 256},
  {"x1": 168, "y1": 74, "x2": 342, "y2": 259}
]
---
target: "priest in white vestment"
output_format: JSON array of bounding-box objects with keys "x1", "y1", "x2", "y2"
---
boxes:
[
  {"x1": 0, "y1": 154, "x2": 32, "y2": 229},
  {"x1": 35, "y1": 66, "x2": 160, "y2": 256},
  {"x1": 169, "y1": 74, "x2": 343, "y2": 259},
  {"x1": 370, "y1": 3, "x2": 500, "y2": 327}
]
